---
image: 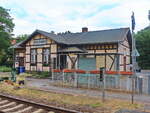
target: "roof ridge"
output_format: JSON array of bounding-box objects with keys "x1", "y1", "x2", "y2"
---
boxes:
[
  {"x1": 36, "y1": 27, "x2": 130, "y2": 36},
  {"x1": 59, "y1": 27, "x2": 130, "y2": 36}
]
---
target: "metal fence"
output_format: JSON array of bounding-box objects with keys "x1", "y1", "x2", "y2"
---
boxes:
[{"x1": 52, "y1": 72, "x2": 150, "y2": 94}]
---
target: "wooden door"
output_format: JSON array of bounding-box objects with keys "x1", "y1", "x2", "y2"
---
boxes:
[{"x1": 19, "y1": 57, "x2": 24, "y2": 66}]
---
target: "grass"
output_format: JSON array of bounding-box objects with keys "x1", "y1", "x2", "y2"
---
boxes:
[
  {"x1": 0, "y1": 66, "x2": 12, "y2": 72},
  {"x1": 30, "y1": 71, "x2": 51, "y2": 78},
  {"x1": 0, "y1": 82, "x2": 143, "y2": 113},
  {"x1": 90, "y1": 102, "x2": 103, "y2": 108}
]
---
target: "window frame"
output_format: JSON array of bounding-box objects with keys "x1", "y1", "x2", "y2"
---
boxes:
[
  {"x1": 43, "y1": 48, "x2": 50, "y2": 66},
  {"x1": 30, "y1": 49, "x2": 37, "y2": 66}
]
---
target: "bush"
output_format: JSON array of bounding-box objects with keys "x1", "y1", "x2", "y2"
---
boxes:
[
  {"x1": 0, "y1": 66, "x2": 12, "y2": 72},
  {"x1": 32, "y1": 71, "x2": 51, "y2": 78},
  {"x1": 4, "y1": 61, "x2": 13, "y2": 67}
]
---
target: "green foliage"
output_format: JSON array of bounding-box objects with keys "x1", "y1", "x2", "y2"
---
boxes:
[
  {"x1": 135, "y1": 28, "x2": 150, "y2": 69},
  {"x1": 0, "y1": 7, "x2": 14, "y2": 33},
  {"x1": 16, "y1": 34, "x2": 28, "y2": 43},
  {"x1": 0, "y1": 7, "x2": 14, "y2": 66},
  {"x1": 0, "y1": 66, "x2": 12, "y2": 72},
  {"x1": 43, "y1": 63, "x2": 49, "y2": 67},
  {"x1": 0, "y1": 32, "x2": 10, "y2": 64}
]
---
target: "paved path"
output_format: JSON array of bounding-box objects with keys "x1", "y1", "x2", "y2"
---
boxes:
[{"x1": 25, "y1": 78, "x2": 150, "y2": 111}]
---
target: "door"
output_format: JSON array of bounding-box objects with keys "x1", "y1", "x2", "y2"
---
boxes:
[
  {"x1": 60, "y1": 55, "x2": 67, "y2": 69},
  {"x1": 19, "y1": 57, "x2": 24, "y2": 66}
]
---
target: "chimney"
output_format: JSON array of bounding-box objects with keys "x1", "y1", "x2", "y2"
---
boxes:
[
  {"x1": 82, "y1": 27, "x2": 88, "y2": 32},
  {"x1": 11, "y1": 39, "x2": 16, "y2": 45}
]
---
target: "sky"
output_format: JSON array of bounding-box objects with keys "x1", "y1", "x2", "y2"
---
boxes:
[{"x1": 0, "y1": 0, "x2": 150, "y2": 36}]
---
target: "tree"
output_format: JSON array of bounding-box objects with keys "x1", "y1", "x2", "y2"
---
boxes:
[
  {"x1": 135, "y1": 28, "x2": 150, "y2": 69},
  {"x1": 0, "y1": 7, "x2": 14, "y2": 33},
  {"x1": 16, "y1": 34, "x2": 28, "y2": 43},
  {"x1": 0, "y1": 6, "x2": 14, "y2": 66}
]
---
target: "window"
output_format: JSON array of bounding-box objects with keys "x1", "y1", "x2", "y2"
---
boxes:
[
  {"x1": 94, "y1": 45, "x2": 97, "y2": 49},
  {"x1": 98, "y1": 45, "x2": 101, "y2": 49},
  {"x1": 31, "y1": 49, "x2": 37, "y2": 64},
  {"x1": 34, "y1": 39, "x2": 47, "y2": 45},
  {"x1": 109, "y1": 45, "x2": 112, "y2": 49},
  {"x1": 105, "y1": 45, "x2": 108, "y2": 49},
  {"x1": 43, "y1": 48, "x2": 50, "y2": 65},
  {"x1": 113, "y1": 45, "x2": 117, "y2": 49},
  {"x1": 90, "y1": 45, "x2": 93, "y2": 49},
  {"x1": 86, "y1": 45, "x2": 90, "y2": 49},
  {"x1": 52, "y1": 58, "x2": 56, "y2": 69}
]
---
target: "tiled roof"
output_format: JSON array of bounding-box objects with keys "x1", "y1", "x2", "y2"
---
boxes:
[
  {"x1": 13, "y1": 27, "x2": 132, "y2": 48},
  {"x1": 10, "y1": 41, "x2": 25, "y2": 49},
  {"x1": 59, "y1": 27, "x2": 130, "y2": 45}
]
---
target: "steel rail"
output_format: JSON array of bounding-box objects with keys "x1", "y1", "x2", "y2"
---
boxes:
[{"x1": 0, "y1": 93, "x2": 81, "y2": 113}]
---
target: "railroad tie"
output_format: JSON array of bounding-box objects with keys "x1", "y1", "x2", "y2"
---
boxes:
[
  {"x1": 0, "y1": 102, "x2": 16, "y2": 109},
  {"x1": 0, "y1": 100, "x2": 9, "y2": 104},
  {"x1": 13, "y1": 106, "x2": 33, "y2": 113},
  {"x1": 32, "y1": 109, "x2": 44, "y2": 113},
  {"x1": 2, "y1": 104, "x2": 24, "y2": 112}
]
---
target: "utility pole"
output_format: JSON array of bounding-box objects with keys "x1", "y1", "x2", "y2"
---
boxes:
[
  {"x1": 131, "y1": 31, "x2": 135, "y2": 104},
  {"x1": 131, "y1": 12, "x2": 136, "y2": 104}
]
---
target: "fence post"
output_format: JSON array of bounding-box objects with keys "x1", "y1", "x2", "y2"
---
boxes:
[
  {"x1": 148, "y1": 76, "x2": 150, "y2": 95},
  {"x1": 138, "y1": 77, "x2": 143, "y2": 94},
  {"x1": 100, "y1": 67, "x2": 105, "y2": 102},
  {"x1": 88, "y1": 75, "x2": 90, "y2": 89},
  {"x1": 74, "y1": 72, "x2": 77, "y2": 87},
  {"x1": 62, "y1": 70, "x2": 65, "y2": 87},
  {"x1": 76, "y1": 73, "x2": 78, "y2": 88}
]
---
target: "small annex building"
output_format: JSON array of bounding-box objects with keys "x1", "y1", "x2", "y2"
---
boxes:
[{"x1": 13, "y1": 27, "x2": 132, "y2": 72}]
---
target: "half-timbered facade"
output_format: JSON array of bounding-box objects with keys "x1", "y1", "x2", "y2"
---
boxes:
[{"x1": 13, "y1": 27, "x2": 132, "y2": 72}]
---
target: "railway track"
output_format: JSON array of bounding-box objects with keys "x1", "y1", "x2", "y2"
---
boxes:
[{"x1": 0, "y1": 94, "x2": 81, "y2": 113}]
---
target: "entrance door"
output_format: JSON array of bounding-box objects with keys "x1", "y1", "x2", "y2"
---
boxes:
[
  {"x1": 57, "y1": 55, "x2": 67, "y2": 70},
  {"x1": 19, "y1": 57, "x2": 24, "y2": 66},
  {"x1": 60, "y1": 55, "x2": 67, "y2": 69}
]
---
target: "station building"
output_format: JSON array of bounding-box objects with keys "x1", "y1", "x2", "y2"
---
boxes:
[{"x1": 13, "y1": 27, "x2": 132, "y2": 72}]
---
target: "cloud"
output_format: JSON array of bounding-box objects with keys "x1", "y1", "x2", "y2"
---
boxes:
[{"x1": 0, "y1": 0, "x2": 149, "y2": 36}]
